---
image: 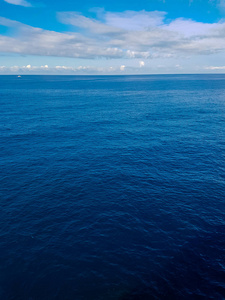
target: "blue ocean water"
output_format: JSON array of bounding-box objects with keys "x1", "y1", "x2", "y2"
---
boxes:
[{"x1": 0, "y1": 74, "x2": 225, "y2": 300}]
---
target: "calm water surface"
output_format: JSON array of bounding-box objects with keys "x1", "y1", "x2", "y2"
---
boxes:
[{"x1": 0, "y1": 75, "x2": 225, "y2": 299}]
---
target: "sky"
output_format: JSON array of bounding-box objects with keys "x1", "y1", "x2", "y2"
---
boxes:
[{"x1": 1, "y1": 0, "x2": 225, "y2": 74}]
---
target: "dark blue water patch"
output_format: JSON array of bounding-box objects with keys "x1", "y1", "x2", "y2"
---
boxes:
[
  {"x1": 1, "y1": 75, "x2": 225, "y2": 299},
  {"x1": 120, "y1": 226, "x2": 225, "y2": 300}
]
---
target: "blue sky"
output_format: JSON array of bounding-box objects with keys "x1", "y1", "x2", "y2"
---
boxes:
[{"x1": 1, "y1": 0, "x2": 225, "y2": 74}]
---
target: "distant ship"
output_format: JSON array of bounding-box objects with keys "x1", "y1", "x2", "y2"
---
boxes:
[{"x1": 17, "y1": 75, "x2": 21, "y2": 78}]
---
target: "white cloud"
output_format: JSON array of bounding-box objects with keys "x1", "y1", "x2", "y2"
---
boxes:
[
  {"x1": 175, "y1": 64, "x2": 183, "y2": 69},
  {"x1": 57, "y1": 11, "x2": 225, "y2": 57},
  {"x1": 139, "y1": 61, "x2": 145, "y2": 67},
  {"x1": 120, "y1": 65, "x2": 126, "y2": 71},
  {"x1": 205, "y1": 66, "x2": 225, "y2": 69},
  {"x1": 4, "y1": 0, "x2": 32, "y2": 7},
  {"x1": 58, "y1": 12, "x2": 121, "y2": 35},
  {"x1": 0, "y1": 64, "x2": 126, "y2": 74},
  {"x1": 1, "y1": 10, "x2": 225, "y2": 61},
  {"x1": 163, "y1": 18, "x2": 217, "y2": 37},
  {"x1": 1, "y1": 62, "x2": 224, "y2": 75},
  {"x1": 104, "y1": 10, "x2": 166, "y2": 30}
]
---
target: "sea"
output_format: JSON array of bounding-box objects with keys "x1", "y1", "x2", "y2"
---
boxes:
[{"x1": 0, "y1": 74, "x2": 225, "y2": 300}]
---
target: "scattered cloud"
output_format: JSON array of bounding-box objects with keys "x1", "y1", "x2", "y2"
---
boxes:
[
  {"x1": 205, "y1": 66, "x2": 225, "y2": 69},
  {"x1": 103, "y1": 10, "x2": 166, "y2": 30},
  {"x1": 207, "y1": 0, "x2": 225, "y2": 12},
  {"x1": 1, "y1": 63, "x2": 222, "y2": 75},
  {"x1": 175, "y1": 64, "x2": 183, "y2": 69},
  {"x1": 3, "y1": 0, "x2": 32, "y2": 7},
  {"x1": 218, "y1": 0, "x2": 225, "y2": 10},
  {"x1": 139, "y1": 61, "x2": 145, "y2": 67},
  {"x1": 0, "y1": 64, "x2": 130, "y2": 74},
  {"x1": 1, "y1": 10, "x2": 225, "y2": 60}
]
